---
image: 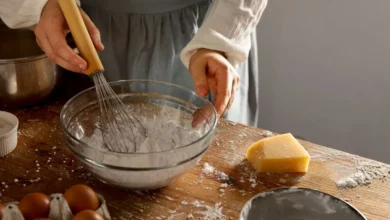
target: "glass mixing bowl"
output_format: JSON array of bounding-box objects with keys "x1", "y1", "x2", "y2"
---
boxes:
[{"x1": 60, "y1": 80, "x2": 217, "y2": 189}]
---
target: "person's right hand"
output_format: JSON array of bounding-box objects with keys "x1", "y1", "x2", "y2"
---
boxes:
[{"x1": 34, "y1": 0, "x2": 104, "y2": 74}]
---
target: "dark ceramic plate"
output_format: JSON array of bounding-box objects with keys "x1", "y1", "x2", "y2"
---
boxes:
[{"x1": 240, "y1": 187, "x2": 366, "y2": 220}]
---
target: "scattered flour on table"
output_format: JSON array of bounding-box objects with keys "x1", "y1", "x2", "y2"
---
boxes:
[
  {"x1": 249, "y1": 177, "x2": 257, "y2": 188},
  {"x1": 311, "y1": 149, "x2": 390, "y2": 188},
  {"x1": 165, "y1": 196, "x2": 174, "y2": 201},
  {"x1": 192, "y1": 201, "x2": 227, "y2": 220},
  {"x1": 202, "y1": 163, "x2": 215, "y2": 174},
  {"x1": 218, "y1": 172, "x2": 229, "y2": 182},
  {"x1": 0, "y1": 118, "x2": 13, "y2": 134},
  {"x1": 279, "y1": 178, "x2": 287, "y2": 183},
  {"x1": 262, "y1": 130, "x2": 273, "y2": 137},
  {"x1": 166, "y1": 200, "x2": 227, "y2": 220},
  {"x1": 336, "y1": 160, "x2": 389, "y2": 188},
  {"x1": 201, "y1": 163, "x2": 231, "y2": 184}
]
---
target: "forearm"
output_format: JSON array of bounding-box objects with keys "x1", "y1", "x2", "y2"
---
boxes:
[{"x1": 181, "y1": 0, "x2": 268, "y2": 67}]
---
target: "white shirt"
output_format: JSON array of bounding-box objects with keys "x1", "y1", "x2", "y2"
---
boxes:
[{"x1": 0, "y1": 0, "x2": 267, "y2": 67}]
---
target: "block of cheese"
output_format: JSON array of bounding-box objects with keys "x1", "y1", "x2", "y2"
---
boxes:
[{"x1": 246, "y1": 133, "x2": 311, "y2": 173}]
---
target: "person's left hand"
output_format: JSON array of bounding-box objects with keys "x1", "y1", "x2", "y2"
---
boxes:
[{"x1": 189, "y1": 48, "x2": 240, "y2": 119}]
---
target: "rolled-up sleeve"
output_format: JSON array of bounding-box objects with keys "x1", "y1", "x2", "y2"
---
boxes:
[
  {"x1": 180, "y1": 0, "x2": 268, "y2": 68},
  {"x1": 0, "y1": 0, "x2": 81, "y2": 29},
  {"x1": 0, "y1": 0, "x2": 48, "y2": 29}
]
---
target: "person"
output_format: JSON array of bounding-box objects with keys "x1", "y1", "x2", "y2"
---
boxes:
[{"x1": 0, "y1": 0, "x2": 267, "y2": 127}]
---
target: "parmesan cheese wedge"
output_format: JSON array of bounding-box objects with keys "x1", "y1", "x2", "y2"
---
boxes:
[{"x1": 246, "y1": 133, "x2": 311, "y2": 173}]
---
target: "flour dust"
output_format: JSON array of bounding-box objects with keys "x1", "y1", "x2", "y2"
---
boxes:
[{"x1": 311, "y1": 149, "x2": 390, "y2": 188}]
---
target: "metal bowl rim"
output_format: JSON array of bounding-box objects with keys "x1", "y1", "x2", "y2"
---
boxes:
[
  {"x1": 60, "y1": 79, "x2": 218, "y2": 157},
  {"x1": 0, "y1": 53, "x2": 48, "y2": 64},
  {"x1": 239, "y1": 187, "x2": 367, "y2": 220}
]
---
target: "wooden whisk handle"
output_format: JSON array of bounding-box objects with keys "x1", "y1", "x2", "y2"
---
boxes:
[{"x1": 58, "y1": 0, "x2": 104, "y2": 75}]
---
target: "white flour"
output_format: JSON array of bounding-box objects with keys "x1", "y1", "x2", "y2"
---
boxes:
[
  {"x1": 0, "y1": 118, "x2": 13, "y2": 135},
  {"x1": 75, "y1": 105, "x2": 209, "y2": 189},
  {"x1": 311, "y1": 148, "x2": 390, "y2": 188},
  {"x1": 195, "y1": 202, "x2": 226, "y2": 220},
  {"x1": 202, "y1": 163, "x2": 215, "y2": 174},
  {"x1": 166, "y1": 201, "x2": 226, "y2": 220},
  {"x1": 192, "y1": 201, "x2": 226, "y2": 220},
  {"x1": 336, "y1": 160, "x2": 389, "y2": 188},
  {"x1": 82, "y1": 108, "x2": 202, "y2": 153},
  {"x1": 262, "y1": 130, "x2": 273, "y2": 137},
  {"x1": 200, "y1": 162, "x2": 231, "y2": 183},
  {"x1": 218, "y1": 172, "x2": 229, "y2": 181}
]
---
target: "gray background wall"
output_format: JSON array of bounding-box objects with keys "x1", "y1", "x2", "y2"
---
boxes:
[{"x1": 255, "y1": 0, "x2": 390, "y2": 163}]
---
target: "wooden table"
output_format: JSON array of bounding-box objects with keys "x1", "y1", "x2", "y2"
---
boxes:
[{"x1": 0, "y1": 75, "x2": 389, "y2": 219}]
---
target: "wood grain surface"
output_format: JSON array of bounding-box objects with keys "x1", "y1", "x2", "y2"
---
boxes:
[{"x1": 0, "y1": 74, "x2": 389, "y2": 220}]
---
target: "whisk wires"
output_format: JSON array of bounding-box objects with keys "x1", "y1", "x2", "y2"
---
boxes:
[{"x1": 92, "y1": 71, "x2": 147, "y2": 153}]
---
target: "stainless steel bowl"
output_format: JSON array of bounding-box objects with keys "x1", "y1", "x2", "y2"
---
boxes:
[
  {"x1": 60, "y1": 80, "x2": 217, "y2": 190},
  {"x1": 0, "y1": 22, "x2": 59, "y2": 109}
]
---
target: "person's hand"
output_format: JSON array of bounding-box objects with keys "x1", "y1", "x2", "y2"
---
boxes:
[
  {"x1": 189, "y1": 48, "x2": 240, "y2": 119},
  {"x1": 34, "y1": 0, "x2": 104, "y2": 74}
]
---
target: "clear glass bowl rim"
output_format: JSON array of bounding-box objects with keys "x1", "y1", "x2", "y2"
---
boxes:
[{"x1": 59, "y1": 79, "x2": 218, "y2": 157}]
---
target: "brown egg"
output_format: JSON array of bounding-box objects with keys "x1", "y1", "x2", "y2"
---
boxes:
[
  {"x1": 64, "y1": 184, "x2": 100, "y2": 215},
  {"x1": 18, "y1": 192, "x2": 51, "y2": 220},
  {"x1": 0, "y1": 202, "x2": 5, "y2": 219},
  {"x1": 72, "y1": 210, "x2": 104, "y2": 220}
]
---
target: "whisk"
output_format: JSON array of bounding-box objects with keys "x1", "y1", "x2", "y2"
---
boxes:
[{"x1": 58, "y1": 0, "x2": 147, "y2": 153}]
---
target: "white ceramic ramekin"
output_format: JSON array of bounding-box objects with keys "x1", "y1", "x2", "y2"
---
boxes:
[{"x1": 0, "y1": 111, "x2": 18, "y2": 157}]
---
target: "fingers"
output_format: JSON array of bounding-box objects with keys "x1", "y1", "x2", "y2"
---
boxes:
[
  {"x1": 80, "y1": 10, "x2": 104, "y2": 51},
  {"x1": 192, "y1": 103, "x2": 215, "y2": 128},
  {"x1": 37, "y1": 34, "x2": 87, "y2": 73},
  {"x1": 34, "y1": 0, "x2": 103, "y2": 74},
  {"x1": 188, "y1": 49, "x2": 239, "y2": 119},
  {"x1": 189, "y1": 60, "x2": 210, "y2": 97},
  {"x1": 192, "y1": 73, "x2": 238, "y2": 128},
  {"x1": 213, "y1": 65, "x2": 234, "y2": 117},
  {"x1": 36, "y1": 37, "x2": 43, "y2": 50},
  {"x1": 48, "y1": 28, "x2": 88, "y2": 72},
  {"x1": 207, "y1": 77, "x2": 217, "y2": 95},
  {"x1": 222, "y1": 76, "x2": 240, "y2": 116},
  {"x1": 34, "y1": 9, "x2": 88, "y2": 73}
]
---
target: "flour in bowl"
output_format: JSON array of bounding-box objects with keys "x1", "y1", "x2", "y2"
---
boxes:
[{"x1": 82, "y1": 106, "x2": 204, "y2": 153}]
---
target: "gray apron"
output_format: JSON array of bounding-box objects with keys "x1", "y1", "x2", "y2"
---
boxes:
[{"x1": 81, "y1": 0, "x2": 259, "y2": 127}]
